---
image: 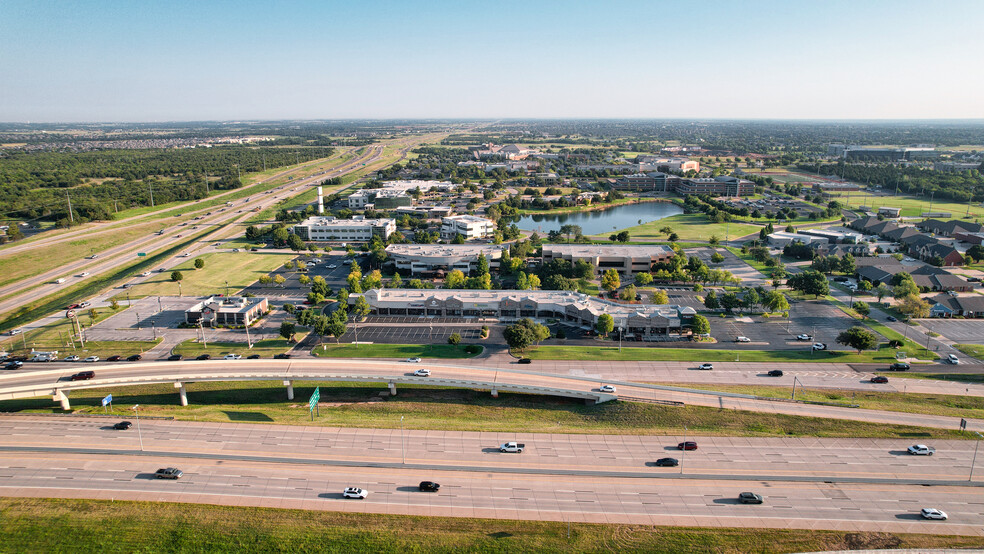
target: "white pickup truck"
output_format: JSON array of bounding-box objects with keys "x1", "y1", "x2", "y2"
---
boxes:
[{"x1": 499, "y1": 442, "x2": 525, "y2": 453}]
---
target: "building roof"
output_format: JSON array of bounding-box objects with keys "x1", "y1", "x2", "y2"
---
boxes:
[
  {"x1": 385, "y1": 244, "x2": 505, "y2": 258},
  {"x1": 296, "y1": 216, "x2": 395, "y2": 227},
  {"x1": 543, "y1": 244, "x2": 675, "y2": 257}
]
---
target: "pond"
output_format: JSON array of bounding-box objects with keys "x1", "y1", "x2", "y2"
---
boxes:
[{"x1": 509, "y1": 201, "x2": 683, "y2": 236}]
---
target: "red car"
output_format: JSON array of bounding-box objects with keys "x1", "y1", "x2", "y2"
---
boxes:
[
  {"x1": 71, "y1": 371, "x2": 95, "y2": 381},
  {"x1": 870, "y1": 376, "x2": 889, "y2": 384},
  {"x1": 677, "y1": 441, "x2": 698, "y2": 451},
  {"x1": 66, "y1": 303, "x2": 80, "y2": 310}
]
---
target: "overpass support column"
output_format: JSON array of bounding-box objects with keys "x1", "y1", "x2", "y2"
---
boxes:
[
  {"x1": 388, "y1": 381, "x2": 397, "y2": 396},
  {"x1": 490, "y1": 388, "x2": 498, "y2": 398},
  {"x1": 284, "y1": 380, "x2": 294, "y2": 400},
  {"x1": 53, "y1": 390, "x2": 70, "y2": 411},
  {"x1": 175, "y1": 382, "x2": 188, "y2": 406}
]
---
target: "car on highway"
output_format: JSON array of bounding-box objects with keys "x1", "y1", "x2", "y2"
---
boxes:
[
  {"x1": 342, "y1": 487, "x2": 368, "y2": 499},
  {"x1": 696, "y1": 363, "x2": 713, "y2": 370},
  {"x1": 599, "y1": 384, "x2": 616, "y2": 393},
  {"x1": 107, "y1": 355, "x2": 122, "y2": 362},
  {"x1": 889, "y1": 362, "x2": 910, "y2": 371},
  {"x1": 886, "y1": 316, "x2": 898, "y2": 322},
  {"x1": 86, "y1": 254, "x2": 98, "y2": 259},
  {"x1": 83, "y1": 356, "x2": 99, "y2": 363},
  {"x1": 113, "y1": 421, "x2": 132, "y2": 430},
  {"x1": 738, "y1": 492, "x2": 764, "y2": 504},
  {"x1": 140, "y1": 271, "x2": 151, "y2": 277},
  {"x1": 79, "y1": 301, "x2": 91, "y2": 309},
  {"x1": 499, "y1": 442, "x2": 525, "y2": 453},
  {"x1": 870, "y1": 376, "x2": 889, "y2": 383},
  {"x1": 196, "y1": 354, "x2": 211, "y2": 360},
  {"x1": 767, "y1": 370, "x2": 783, "y2": 377},
  {"x1": 167, "y1": 354, "x2": 183, "y2": 361},
  {"x1": 155, "y1": 468, "x2": 183, "y2": 480},
  {"x1": 66, "y1": 303, "x2": 80, "y2": 310},
  {"x1": 921, "y1": 508, "x2": 947, "y2": 520},
  {"x1": 947, "y1": 354, "x2": 959, "y2": 364},
  {"x1": 247, "y1": 354, "x2": 261, "y2": 359},
  {"x1": 8, "y1": 329, "x2": 23, "y2": 335},
  {"x1": 677, "y1": 441, "x2": 698, "y2": 451},
  {"x1": 413, "y1": 368, "x2": 431, "y2": 377},
  {"x1": 180, "y1": 253, "x2": 190, "y2": 257},
  {"x1": 812, "y1": 343, "x2": 826, "y2": 350},
  {"x1": 796, "y1": 334, "x2": 812, "y2": 341},
  {"x1": 78, "y1": 272, "x2": 90, "y2": 277},
  {"x1": 418, "y1": 481, "x2": 440, "y2": 492},
  {"x1": 406, "y1": 357, "x2": 422, "y2": 363},
  {"x1": 735, "y1": 336, "x2": 751, "y2": 342},
  {"x1": 908, "y1": 444, "x2": 936, "y2": 456},
  {"x1": 222, "y1": 354, "x2": 242, "y2": 360},
  {"x1": 653, "y1": 457, "x2": 678, "y2": 467},
  {"x1": 273, "y1": 353, "x2": 291, "y2": 359},
  {"x1": 2, "y1": 361, "x2": 23, "y2": 370},
  {"x1": 64, "y1": 355, "x2": 80, "y2": 362},
  {"x1": 518, "y1": 358, "x2": 532, "y2": 364},
  {"x1": 127, "y1": 354, "x2": 142, "y2": 361},
  {"x1": 71, "y1": 371, "x2": 95, "y2": 381}
]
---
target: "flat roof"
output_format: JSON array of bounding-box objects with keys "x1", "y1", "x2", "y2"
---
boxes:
[
  {"x1": 543, "y1": 244, "x2": 674, "y2": 257},
  {"x1": 385, "y1": 244, "x2": 505, "y2": 257},
  {"x1": 296, "y1": 216, "x2": 395, "y2": 227}
]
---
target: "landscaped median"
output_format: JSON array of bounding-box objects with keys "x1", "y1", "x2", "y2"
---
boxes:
[
  {"x1": 172, "y1": 338, "x2": 300, "y2": 359},
  {"x1": 310, "y1": 343, "x2": 481, "y2": 359},
  {"x1": 515, "y1": 345, "x2": 916, "y2": 363}
]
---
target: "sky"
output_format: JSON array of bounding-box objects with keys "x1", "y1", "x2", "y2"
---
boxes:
[{"x1": 1, "y1": 0, "x2": 983, "y2": 122}]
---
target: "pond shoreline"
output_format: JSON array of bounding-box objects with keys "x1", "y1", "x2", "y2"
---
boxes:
[{"x1": 512, "y1": 197, "x2": 684, "y2": 235}]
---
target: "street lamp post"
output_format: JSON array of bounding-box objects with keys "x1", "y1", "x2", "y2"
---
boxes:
[
  {"x1": 132, "y1": 404, "x2": 144, "y2": 451},
  {"x1": 680, "y1": 426, "x2": 687, "y2": 474},
  {"x1": 971, "y1": 432, "x2": 983, "y2": 482},
  {"x1": 400, "y1": 416, "x2": 406, "y2": 464},
  {"x1": 618, "y1": 326, "x2": 622, "y2": 353}
]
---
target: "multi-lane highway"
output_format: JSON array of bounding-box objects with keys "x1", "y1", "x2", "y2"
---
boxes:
[{"x1": 1, "y1": 417, "x2": 981, "y2": 535}]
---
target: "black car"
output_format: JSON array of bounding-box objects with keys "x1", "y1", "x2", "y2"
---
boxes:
[
  {"x1": 126, "y1": 354, "x2": 142, "y2": 361},
  {"x1": 273, "y1": 353, "x2": 291, "y2": 359},
  {"x1": 889, "y1": 362, "x2": 910, "y2": 371},
  {"x1": 113, "y1": 421, "x2": 132, "y2": 430},
  {"x1": 167, "y1": 354, "x2": 182, "y2": 361},
  {"x1": 247, "y1": 354, "x2": 261, "y2": 359},
  {"x1": 3, "y1": 361, "x2": 23, "y2": 370},
  {"x1": 767, "y1": 370, "x2": 784, "y2": 377},
  {"x1": 654, "y1": 457, "x2": 679, "y2": 467},
  {"x1": 870, "y1": 376, "x2": 889, "y2": 384},
  {"x1": 518, "y1": 358, "x2": 532, "y2": 364},
  {"x1": 196, "y1": 354, "x2": 211, "y2": 360},
  {"x1": 738, "y1": 492, "x2": 764, "y2": 504},
  {"x1": 886, "y1": 316, "x2": 898, "y2": 322},
  {"x1": 71, "y1": 371, "x2": 95, "y2": 381},
  {"x1": 106, "y1": 355, "x2": 122, "y2": 362},
  {"x1": 418, "y1": 481, "x2": 440, "y2": 492}
]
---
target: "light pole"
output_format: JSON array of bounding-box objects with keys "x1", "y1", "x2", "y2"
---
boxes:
[
  {"x1": 618, "y1": 326, "x2": 623, "y2": 353},
  {"x1": 680, "y1": 426, "x2": 687, "y2": 474},
  {"x1": 971, "y1": 432, "x2": 983, "y2": 482},
  {"x1": 400, "y1": 416, "x2": 406, "y2": 464},
  {"x1": 127, "y1": 292, "x2": 131, "y2": 308},
  {"x1": 132, "y1": 404, "x2": 144, "y2": 451}
]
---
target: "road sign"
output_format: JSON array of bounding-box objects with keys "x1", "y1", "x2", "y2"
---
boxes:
[
  {"x1": 137, "y1": 253, "x2": 147, "y2": 257},
  {"x1": 308, "y1": 387, "x2": 320, "y2": 410},
  {"x1": 102, "y1": 394, "x2": 112, "y2": 407}
]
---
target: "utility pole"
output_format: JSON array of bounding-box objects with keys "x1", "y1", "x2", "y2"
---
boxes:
[
  {"x1": 66, "y1": 192, "x2": 74, "y2": 224},
  {"x1": 149, "y1": 181, "x2": 155, "y2": 207}
]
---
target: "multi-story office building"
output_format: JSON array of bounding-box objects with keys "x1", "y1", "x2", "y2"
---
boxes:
[
  {"x1": 541, "y1": 245, "x2": 675, "y2": 275},
  {"x1": 385, "y1": 244, "x2": 505, "y2": 275},
  {"x1": 439, "y1": 215, "x2": 495, "y2": 240},
  {"x1": 292, "y1": 215, "x2": 396, "y2": 242}
]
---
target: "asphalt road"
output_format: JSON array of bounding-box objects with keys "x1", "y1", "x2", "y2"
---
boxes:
[{"x1": 1, "y1": 417, "x2": 981, "y2": 534}]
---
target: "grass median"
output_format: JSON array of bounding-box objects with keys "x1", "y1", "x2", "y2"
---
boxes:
[
  {"x1": 518, "y1": 345, "x2": 906, "y2": 363},
  {"x1": 0, "y1": 381, "x2": 970, "y2": 439},
  {"x1": 3, "y1": 498, "x2": 979, "y2": 554},
  {"x1": 171, "y1": 338, "x2": 301, "y2": 359}
]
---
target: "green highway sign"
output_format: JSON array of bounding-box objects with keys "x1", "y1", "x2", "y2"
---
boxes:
[
  {"x1": 137, "y1": 252, "x2": 147, "y2": 257},
  {"x1": 309, "y1": 386, "x2": 320, "y2": 410}
]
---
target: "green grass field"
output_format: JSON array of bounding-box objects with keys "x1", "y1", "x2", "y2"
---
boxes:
[
  {"x1": 0, "y1": 305, "x2": 153, "y2": 357},
  {"x1": 3, "y1": 498, "x2": 978, "y2": 554},
  {"x1": 519, "y1": 344, "x2": 909, "y2": 363},
  {"x1": 172, "y1": 338, "x2": 301, "y2": 359},
  {"x1": 953, "y1": 344, "x2": 984, "y2": 360},
  {"x1": 310, "y1": 343, "x2": 480, "y2": 359},
  {"x1": 618, "y1": 213, "x2": 759, "y2": 242},
  {"x1": 110, "y1": 251, "x2": 294, "y2": 299}
]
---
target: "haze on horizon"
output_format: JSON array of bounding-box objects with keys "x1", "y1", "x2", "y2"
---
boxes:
[{"x1": 1, "y1": 0, "x2": 982, "y2": 123}]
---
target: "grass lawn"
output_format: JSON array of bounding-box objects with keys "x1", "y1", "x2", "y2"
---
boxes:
[
  {"x1": 520, "y1": 345, "x2": 909, "y2": 363},
  {"x1": 172, "y1": 338, "x2": 300, "y2": 359},
  {"x1": 0, "y1": 381, "x2": 971, "y2": 440},
  {"x1": 882, "y1": 372, "x2": 984, "y2": 385},
  {"x1": 953, "y1": 344, "x2": 984, "y2": 360},
  {"x1": 724, "y1": 246, "x2": 774, "y2": 275},
  {"x1": 619, "y1": 213, "x2": 760, "y2": 242},
  {"x1": 111, "y1": 251, "x2": 294, "y2": 299},
  {"x1": 311, "y1": 343, "x2": 480, "y2": 359},
  {"x1": 0, "y1": 307, "x2": 157, "y2": 358},
  {"x1": 3, "y1": 499, "x2": 978, "y2": 554}
]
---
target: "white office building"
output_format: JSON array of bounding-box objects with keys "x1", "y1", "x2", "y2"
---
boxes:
[
  {"x1": 440, "y1": 215, "x2": 495, "y2": 240},
  {"x1": 385, "y1": 244, "x2": 505, "y2": 275},
  {"x1": 541, "y1": 244, "x2": 675, "y2": 275},
  {"x1": 292, "y1": 215, "x2": 396, "y2": 242}
]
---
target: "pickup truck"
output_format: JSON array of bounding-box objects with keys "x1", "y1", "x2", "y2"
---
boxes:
[{"x1": 499, "y1": 442, "x2": 525, "y2": 453}]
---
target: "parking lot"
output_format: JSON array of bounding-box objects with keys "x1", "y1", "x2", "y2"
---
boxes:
[
  {"x1": 686, "y1": 247, "x2": 767, "y2": 287},
  {"x1": 708, "y1": 298, "x2": 855, "y2": 350},
  {"x1": 340, "y1": 321, "x2": 496, "y2": 344},
  {"x1": 916, "y1": 318, "x2": 984, "y2": 342}
]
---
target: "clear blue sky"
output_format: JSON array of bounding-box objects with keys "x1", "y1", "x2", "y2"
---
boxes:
[{"x1": 2, "y1": 0, "x2": 982, "y2": 122}]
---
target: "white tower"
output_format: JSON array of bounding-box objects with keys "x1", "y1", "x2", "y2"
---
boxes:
[{"x1": 317, "y1": 186, "x2": 324, "y2": 214}]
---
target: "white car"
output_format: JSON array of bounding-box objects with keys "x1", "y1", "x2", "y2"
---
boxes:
[
  {"x1": 79, "y1": 302, "x2": 91, "y2": 309},
  {"x1": 599, "y1": 384, "x2": 616, "y2": 393},
  {"x1": 697, "y1": 363, "x2": 714, "y2": 370},
  {"x1": 921, "y1": 508, "x2": 947, "y2": 520},
  {"x1": 342, "y1": 487, "x2": 368, "y2": 499},
  {"x1": 796, "y1": 334, "x2": 812, "y2": 341},
  {"x1": 406, "y1": 357, "x2": 422, "y2": 363},
  {"x1": 413, "y1": 368, "x2": 431, "y2": 377},
  {"x1": 908, "y1": 444, "x2": 936, "y2": 456},
  {"x1": 947, "y1": 354, "x2": 959, "y2": 364},
  {"x1": 812, "y1": 343, "x2": 826, "y2": 350},
  {"x1": 78, "y1": 272, "x2": 90, "y2": 277},
  {"x1": 180, "y1": 253, "x2": 190, "y2": 257},
  {"x1": 8, "y1": 329, "x2": 23, "y2": 336},
  {"x1": 83, "y1": 356, "x2": 99, "y2": 362},
  {"x1": 328, "y1": 264, "x2": 338, "y2": 269},
  {"x1": 735, "y1": 336, "x2": 751, "y2": 343},
  {"x1": 64, "y1": 355, "x2": 80, "y2": 362},
  {"x1": 140, "y1": 271, "x2": 151, "y2": 277},
  {"x1": 222, "y1": 354, "x2": 242, "y2": 360}
]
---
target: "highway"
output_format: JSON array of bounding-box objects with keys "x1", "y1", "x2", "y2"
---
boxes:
[{"x1": 1, "y1": 416, "x2": 981, "y2": 535}]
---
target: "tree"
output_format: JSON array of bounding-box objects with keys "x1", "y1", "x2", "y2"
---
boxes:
[
  {"x1": 858, "y1": 279, "x2": 872, "y2": 292},
  {"x1": 708, "y1": 235, "x2": 720, "y2": 246},
  {"x1": 361, "y1": 269, "x2": 382, "y2": 291},
  {"x1": 273, "y1": 274, "x2": 286, "y2": 288},
  {"x1": 967, "y1": 244, "x2": 984, "y2": 262},
  {"x1": 311, "y1": 275, "x2": 330, "y2": 297},
  {"x1": 306, "y1": 291, "x2": 325, "y2": 305},
  {"x1": 742, "y1": 288, "x2": 760, "y2": 310},
  {"x1": 390, "y1": 272, "x2": 403, "y2": 289},
  {"x1": 659, "y1": 226, "x2": 673, "y2": 237},
  {"x1": 720, "y1": 292, "x2": 742, "y2": 313},
  {"x1": 874, "y1": 283, "x2": 891, "y2": 302},
  {"x1": 447, "y1": 332, "x2": 461, "y2": 345},
  {"x1": 616, "y1": 231, "x2": 630, "y2": 243},
  {"x1": 839, "y1": 253, "x2": 856, "y2": 275},
  {"x1": 503, "y1": 323, "x2": 535, "y2": 351},
  {"x1": 287, "y1": 233, "x2": 306, "y2": 251},
  {"x1": 527, "y1": 274, "x2": 541, "y2": 290},
  {"x1": 619, "y1": 284, "x2": 637, "y2": 301},
  {"x1": 710, "y1": 252, "x2": 725, "y2": 264},
  {"x1": 836, "y1": 326, "x2": 878, "y2": 354},
  {"x1": 668, "y1": 232, "x2": 679, "y2": 242},
  {"x1": 170, "y1": 271, "x2": 183, "y2": 282},
  {"x1": 601, "y1": 268, "x2": 621, "y2": 293},
  {"x1": 326, "y1": 316, "x2": 347, "y2": 344},
  {"x1": 762, "y1": 290, "x2": 789, "y2": 313},
  {"x1": 703, "y1": 290, "x2": 720, "y2": 310},
  {"x1": 897, "y1": 293, "x2": 930, "y2": 319},
  {"x1": 634, "y1": 272, "x2": 653, "y2": 286},
  {"x1": 258, "y1": 275, "x2": 273, "y2": 285},
  {"x1": 595, "y1": 314, "x2": 614, "y2": 338},
  {"x1": 444, "y1": 269, "x2": 466, "y2": 289},
  {"x1": 477, "y1": 253, "x2": 489, "y2": 275},
  {"x1": 298, "y1": 274, "x2": 311, "y2": 286},
  {"x1": 787, "y1": 269, "x2": 829, "y2": 298},
  {"x1": 852, "y1": 300, "x2": 870, "y2": 318},
  {"x1": 651, "y1": 289, "x2": 669, "y2": 304},
  {"x1": 690, "y1": 314, "x2": 711, "y2": 336},
  {"x1": 283, "y1": 303, "x2": 296, "y2": 315},
  {"x1": 892, "y1": 277, "x2": 919, "y2": 300},
  {"x1": 279, "y1": 321, "x2": 296, "y2": 340},
  {"x1": 516, "y1": 272, "x2": 529, "y2": 290},
  {"x1": 352, "y1": 296, "x2": 371, "y2": 321},
  {"x1": 194, "y1": 258, "x2": 205, "y2": 270},
  {"x1": 109, "y1": 298, "x2": 120, "y2": 311},
  {"x1": 347, "y1": 267, "x2": 363, "y2": 293}
]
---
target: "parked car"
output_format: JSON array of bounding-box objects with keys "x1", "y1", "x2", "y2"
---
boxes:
[
  {"x1": 677, "y1": 441, "x2": 698, "y2": 451},
  {"x1": 167, "y1": 354, "x2": 183, "y2": 361},
  {"x1": 196, "y1": 354, "x2": 211, "y2": 360},
  {"x1": 71, "y1": 371, "x2": 95, "y2": 381},
  {"x1": 518, "y1": 358, "x2": 532, "y2": 364},
  {"x1": 812, "y1": 343, "x2": 827, "y2": 350},
  {"x1": 697, "y1": 363, "x2": 713, "y2": 370},
  {"x1": 947, "y1": 354, "x2": 959, "y2": 364},
  {"x1": 107, "y1": 355, "x2": 122, "y2": 362},
  {"x1": 767, "y1": 370, "x2": 783, "y2": 377},
  {"x1": 908, "y1": 444, "x2": 936, "y2": 456},
  {"x1": 796, "y1": 334, "x2": 812, "y2": 341},
  {"x1": 738, "y1": 492, "x2": 764, "y2": 504},
  {"x1": 113, "y1": 421, "x2": 132, "y2": 430},
  {"x1": 418, "y1": 481, "x2": 440, "y2": 492},
  {"x1": 735, "y1": 336, "x2": 751, "y2": 343},
  {"x1": 222, "y1": 354, "x2": 242, "y2": 360},
  {"x1": 870, "y1": 376, "x2": 889, "y2": 384},
  {"x1": 599, "y1": 384, "x2": 616, "y2": 393},
  {"x1": 889, "y1": 362, "x2": 910, "y2": 371},
  {"x1": 342, "y1": 487, "x2": 368, "y2": 499},
  {"x1": 413, "y1": 368, "x2": 431, "y2": 377},
  {"x1": 273, "y1": 353, "x2": 291, "y2": 359},
  {"x1": 921, "y1": 508, "x2": 947, "y2": 520},
  {"x1": 886, "y1": 316, "x2": 898, "y2": 322},
  {"x1": 406, "y1": 357, "x2": 422, "y2": 363},
  {"x1": 155, "y1": 468, "x2": 183, "y2": 479},
  {"x1": 64, "y1": 355, "x2": 80, "y2": 362},
  {"x1": 127, "y1": 354, "x2": 142, "y2": 361},
  {"x1": 247, "y1": 354, "x2": 261, "y2": 359},
  {"x1": 653, "y1": 457, "x2": 679, "y2": 467},
  {"x1": 83, "y1": 356, "x2": 99, "y2": 363}
]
